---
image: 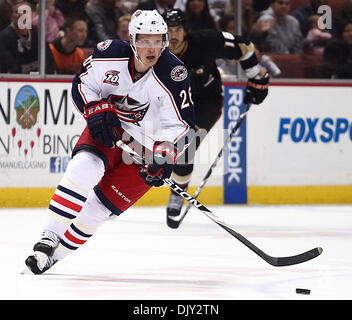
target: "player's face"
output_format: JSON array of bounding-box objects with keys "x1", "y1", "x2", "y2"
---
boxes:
[
  {"x1": 167, "y1": 26, "x2": 187, "y2": 53},
  {"x1": 135, "y1": 34, "x2": 164, "y2": 68}
]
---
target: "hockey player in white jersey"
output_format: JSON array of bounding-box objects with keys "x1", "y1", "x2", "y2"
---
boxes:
[{"x1": 24, "y1": 9, "x2": 195, "y2": 274}]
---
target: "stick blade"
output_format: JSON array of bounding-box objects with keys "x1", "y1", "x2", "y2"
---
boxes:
[{"x1": 272, "y1": 247, "x2": 323, "y2": 267}]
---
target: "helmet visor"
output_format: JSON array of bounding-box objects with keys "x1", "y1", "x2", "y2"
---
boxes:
[{"x1": 135, "y1": 34, "x2": 168, "y2": 48}]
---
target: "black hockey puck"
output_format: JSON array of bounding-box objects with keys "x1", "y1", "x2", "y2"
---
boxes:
[{"x1": 296, "y1": 288, "x2": 310, "y2": 295}]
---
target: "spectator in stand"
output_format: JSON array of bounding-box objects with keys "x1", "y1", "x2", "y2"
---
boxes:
[
  {"x1": 225, "y1": 0, "x2": 270, "y2": 15},
  {"x1": 207, "y1": 0, "x2": 228, "y2": 24},
  {"x1": 198, "y1": 0, "x2": 270, "y2": 20},
  {"x1": 116, "y1": 14, "x2": 131, "y2": 41},
  {"x1": 185, "y1": 0, "x2": 217, "y2": 32},
  {"x1": 224, "y1": 0, "x2": 274, "y2": 47},
  {"x1": 332, "y1": 0, "x2": 352, "y2": 37},
  {"x1": 55, "y1": 0, "x2": 89, "y2": 18},
  {"x1": 32, "y1": 0, "x2": 65, "y2": 43},
  {"x1": 252, "y1": 0, "x2": 270, "y2": 11},
  {"x1": 0, "y1": 0, "x2": 55, "y2": 73},
  {"x1": 304, "y1": 14, "x2": 332, "y2": 55},
  {"x1": 324, "y1": 19, "x2": 352, "y2": 79},
  {"x1": 114, "y1": 0, "x2": 134, "y2": 14},
  {"x1": 219, "y1": 13, "x2": 235, "y2": 34},
  {"x1": 136, "y1": 0, "x2": 174, "y2": 15},
  {"x1": 225, "y1": 0, "x2": 262, "y2": 37},
  {"x1": 241, "y1": 0, "x2": 259, "y2": 37},
  {"x1": 172, "y1": 0, "x2": 185, "y2": 12},
  {"x1": 256, "y1": 0, "x2": 303, "y2": 54},
  {"x1": 49, "y1": 14, "x2": 88, "y2": 74},
  {"x1": 122, "y1": 0, "x2": 139, "y2": 13},
  {"x1": 85, "y1": 0, "x2": 123, "y2": 42},
  {"x1": 0, "y1": 0, "x2": 13, "y2": 32},
  {"x1": 291, "y1": 0, "x2": 326, "y2": 38}
]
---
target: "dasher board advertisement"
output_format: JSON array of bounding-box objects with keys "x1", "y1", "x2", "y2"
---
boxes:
[
  {"x1": 0, "y1": 79, "x2": 85, "y2": 187},
  {"x1": 223, "y1": 85, "x2": 247, "y2": 204}
]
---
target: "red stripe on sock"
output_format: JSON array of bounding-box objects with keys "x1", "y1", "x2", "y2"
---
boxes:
[
  {"x1": 52, "y1": 193, "x2": 82, "y2": 213},
  {"x1": 64, "y1": 230, "x2": 86, "y2": 245}
]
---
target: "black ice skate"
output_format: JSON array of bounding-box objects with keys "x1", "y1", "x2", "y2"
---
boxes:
[
  {"x1": 24, "y1": 231, "x2": 59, "y2": 274},
  {"x1": 166, "y1": 190, "x2": 185, "y2": 229}
]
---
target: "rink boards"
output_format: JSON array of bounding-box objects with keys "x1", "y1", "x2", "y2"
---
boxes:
[{"x1": 0, "y1": 78, "x2": 351, "y2": 207}]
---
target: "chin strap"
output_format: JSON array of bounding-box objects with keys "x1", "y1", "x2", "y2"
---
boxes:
[{"x1": 130, "y1": 44, "x2": 144, "y2": 64}]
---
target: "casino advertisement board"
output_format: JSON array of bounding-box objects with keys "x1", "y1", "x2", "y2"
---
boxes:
[{"x1": 0, "y1": 80, "x2": 85, "y2": 188}]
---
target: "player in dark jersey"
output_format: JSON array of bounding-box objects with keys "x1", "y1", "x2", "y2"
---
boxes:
[
  {"x1": 162, "y1": 9, "x2": 270, "y2": 228},
  {"x1": 24, "y1": 9, "x2": 196, "y2": 274}
]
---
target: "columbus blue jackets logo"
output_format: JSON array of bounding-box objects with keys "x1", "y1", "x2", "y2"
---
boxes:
[
  {"x1": 103, "y1": 70, "x2": 120, "y2": 86},
  {"x1": 97, "y1": 40, "x2": 112, "y2": 51},
  {"x1": 171, "y1": 65, "x2": 188, "y2": 82},
  {"x1": 109, "y1": 94, "x2": 149, "y2": 126}
]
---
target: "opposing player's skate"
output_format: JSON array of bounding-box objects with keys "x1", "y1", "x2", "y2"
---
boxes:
[
  {"x1": 24, "y1": 231, "x2": 60, "y2": 274},
  {"x1": 166, "y1": 190, "x2": 185, "y2": 228}
]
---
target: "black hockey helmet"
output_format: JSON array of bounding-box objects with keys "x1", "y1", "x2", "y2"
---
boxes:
[{"x1": 162, "y1": 9, "x2": 186, "y2": 28}]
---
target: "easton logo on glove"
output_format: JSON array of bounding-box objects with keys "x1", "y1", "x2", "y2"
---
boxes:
[
  {"x1": 83, "y1": 99, "x2": 122, "y2": 148},
  {"x1": 83, "y1": 101, "x2": 116, "y2": 119}
]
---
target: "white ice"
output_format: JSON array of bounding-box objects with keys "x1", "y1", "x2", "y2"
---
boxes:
[{"x1": 1, "y1": 204, "x2": 352, "y2": 300}]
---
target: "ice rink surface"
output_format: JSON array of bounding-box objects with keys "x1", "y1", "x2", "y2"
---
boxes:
[{"x1": 1, "y1": 204, "x2": 352, "y2": 301}]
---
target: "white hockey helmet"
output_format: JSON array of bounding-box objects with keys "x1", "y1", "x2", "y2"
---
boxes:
[{"x1": 129, "y1": 10, "x2": 169, "y2": 60}]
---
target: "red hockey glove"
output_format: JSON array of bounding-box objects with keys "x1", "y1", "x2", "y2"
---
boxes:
[
  {"x1": 84, "y1": 99, "x2": 122, "y2": 148},
  {"x1": 139, "y1": 141, "x2": 178, "y2": 187}
]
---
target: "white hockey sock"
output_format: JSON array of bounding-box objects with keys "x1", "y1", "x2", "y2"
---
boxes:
[
  {"x1": 43, "y1": 151, "x2": 105, "y2": 239},
  {"x1": 53, "y1": 189, "x2": 112, "y2": 261}
]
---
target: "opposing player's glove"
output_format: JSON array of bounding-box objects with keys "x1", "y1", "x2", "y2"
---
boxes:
[
  {"x1": 139, "y1": 141, "x2": 178, "y2": 187},
  {"x1": 84, "y1": 99, "x2": 122, "y2": 148},
  {"x1": 244, "y1": 72, "x2": 270, "y2": 105}
]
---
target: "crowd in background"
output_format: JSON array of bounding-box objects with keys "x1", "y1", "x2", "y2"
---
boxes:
[{"x1": 0, "y1": 0, "x2": 351, "y2": 78}]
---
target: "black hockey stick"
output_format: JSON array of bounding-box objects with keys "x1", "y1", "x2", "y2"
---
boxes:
[
  {"x1": 116, "y1": 140, "x2": 323, "y2": 267},
  {"x1": 170, "y1": 103, "x2": 252, "y2": 229}
]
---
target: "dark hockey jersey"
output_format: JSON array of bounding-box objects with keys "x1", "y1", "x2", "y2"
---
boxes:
[{"x1": 176, "y1": 29, "x2": 260, "y2": 100}]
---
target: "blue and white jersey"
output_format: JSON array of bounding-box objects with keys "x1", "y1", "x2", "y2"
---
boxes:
[{"x1": 71, "y1": 39, "x2": 195, "y2": 151}]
